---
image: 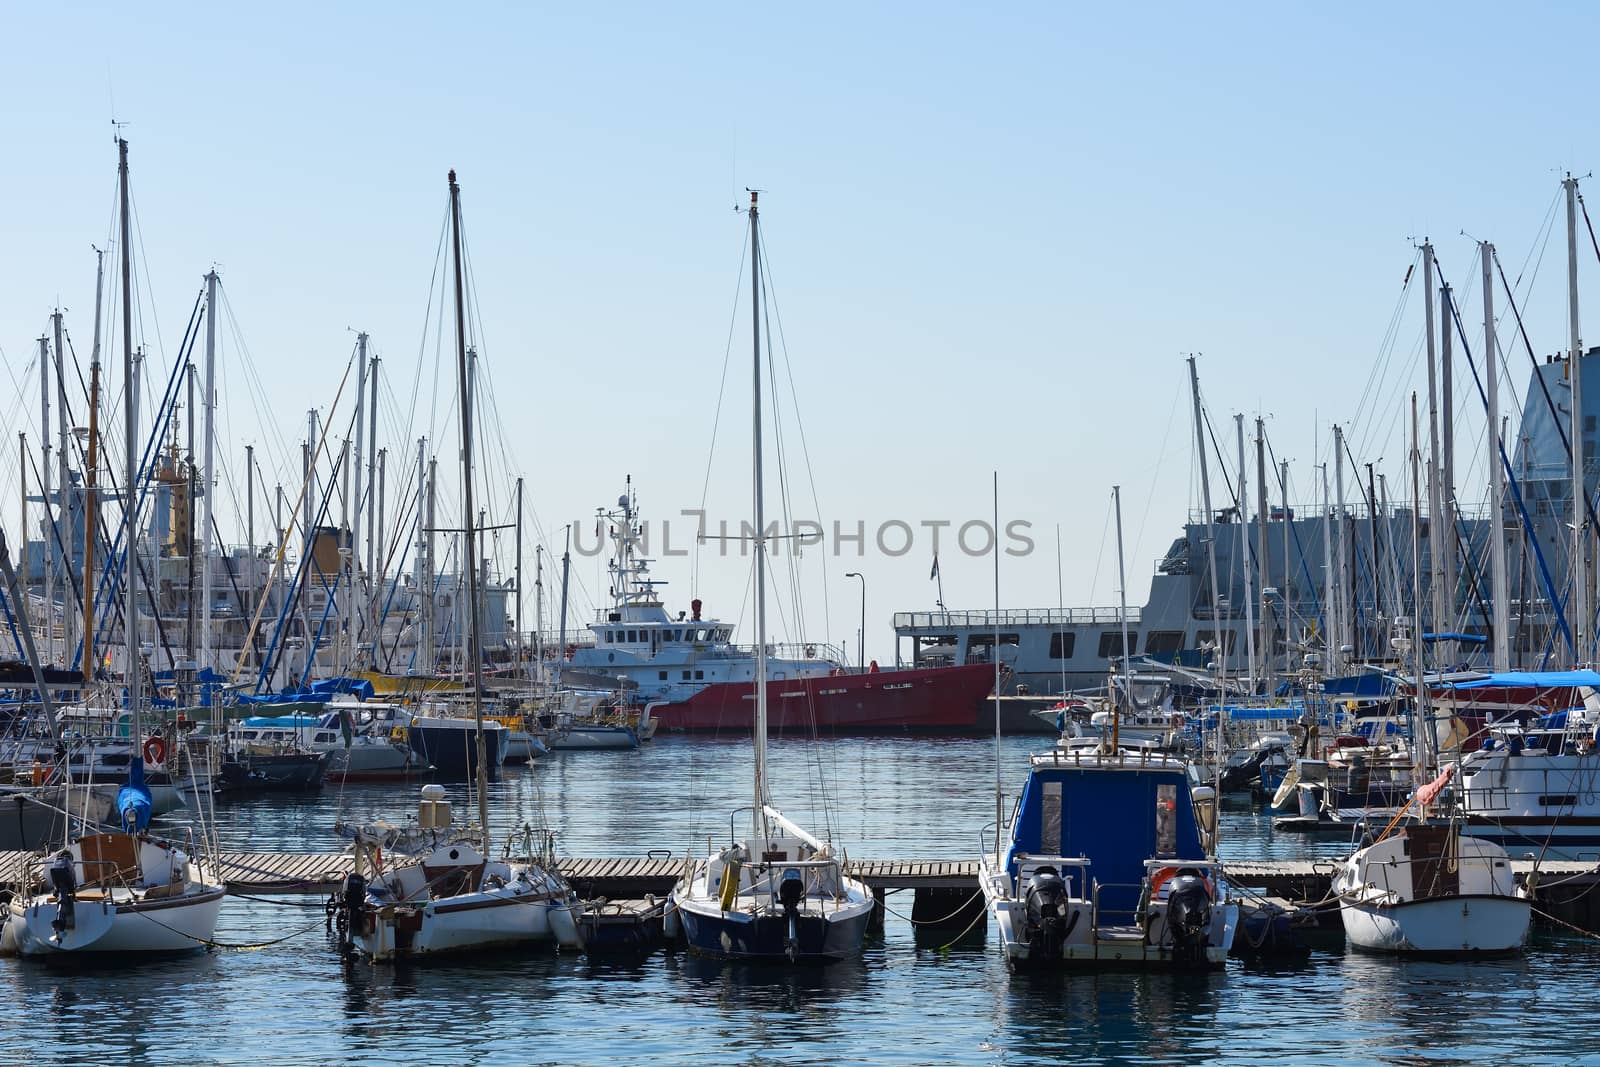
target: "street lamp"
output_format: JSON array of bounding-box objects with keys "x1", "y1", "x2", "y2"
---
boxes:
[{"x1": 845, "y1": 571, "x2": 865, "y2": 671}]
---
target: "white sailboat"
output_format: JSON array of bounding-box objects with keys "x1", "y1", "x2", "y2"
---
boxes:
[
  {"x1": 332, "y1": 169, "x2": 583, "y2": 962},
  {"x1": 667, "y1": 192, "x2": 875, "y2": 962},
  {"x1": 7, "y1": 138, "x2": 225, "y2": 957}
]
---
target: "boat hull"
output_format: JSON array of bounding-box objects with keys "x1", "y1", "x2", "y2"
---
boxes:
[
  {"x1": 548, "y1": 726, "x2": 638, "y2": 751},
  {"x1": 674, "y1": 898, "x2": 873, "y2": 961},
  {"x1": 356, "y1": 891, "x2": 560, "y2": 961},
  {"x1": 9, "y1": 887, "x2": 225, "y2": 955},
  {"x1": 407, "y1": 724, "x2": 505, "y2": 781},
  {"x1": 651, "y1": 664, "x2": 997, "y2": 734},
  {"x1": 1341, "y1": 894, "x2": 1530, "y2": 955},
  {"x1": 220, "y1": 753, "x2": 328, "y2": 792}
]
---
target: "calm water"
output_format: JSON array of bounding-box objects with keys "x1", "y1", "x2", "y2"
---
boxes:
[{"x1": 3, "y1": 736, "x2": 1597, "y2": 1066}]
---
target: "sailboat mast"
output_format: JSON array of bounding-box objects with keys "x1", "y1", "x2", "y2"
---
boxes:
[
  {"x1": 1236, "y1": 414, "x2": 1256, "y2": 687},
  {"x1": 749, "y1": 190, "x2": 769, "y2": 829},
  {"x1": 53, "y1": 309, "x2": 72, "y2": 661},
  {"x1": 83, "y1": 249, "x2": 104, "y2": 679},
  {"x1": 1186, "y1": 357, "x2": 1223, "y2": 680},
  {"x1": 1483, "y1": 242, "x2": 1510, "y2": 672},
  {"x1": 118, "y1": 138, "x2": 140, "y2": 741},
  {"x1": 1113, "y1": 484, "x2": 1131, "y2": 702},
  {"x1": 447, "y1": 170, "x2": 490, "y2": 841},
  {"x1": 202, "y1": 270, "x2": 218, "y2": 671},
  {"x1": 1409, "y1": 392, "x2": 1434, "y2": 779},
  {"x1": 993, "y1": 471, "x2": 1002, "y2": 859},
  {"x1": 1566, "y1": 177, "x2": 1587, "y2": 665}
]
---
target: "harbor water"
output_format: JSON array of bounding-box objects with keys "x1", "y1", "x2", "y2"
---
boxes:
[{"x1": 3, "y1": 735, "x2": 1596, "y2": 1066}]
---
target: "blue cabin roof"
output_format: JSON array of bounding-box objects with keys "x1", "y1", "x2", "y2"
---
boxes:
[{"x1": 1006, "y1": 754, "x2": 1206, "y2": 916}]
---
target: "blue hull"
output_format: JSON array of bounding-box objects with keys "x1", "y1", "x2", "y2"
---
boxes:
[
  {"x1": 408, "y1": 726, "x2": 504, "y2": 781},
  {"x1": 678, "y1": 907, "x2": 871, "y2": 962}
]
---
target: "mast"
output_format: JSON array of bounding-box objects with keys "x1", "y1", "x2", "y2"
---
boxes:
[
  {"x1": 748, "y1": 189, "x2": 769, "y2": 831},
  {"x1": 1321, "y1": 464, "x2": 1334, "y2": 669},
  {"x1": 185, "y1": 364, "x2": 197, "y2": 665},
  {"x1": 414, "y1": 438, "x2": 428, "y2": 672},
  {"x1": 368, "y1": 354, "x2": 381, "y2": 666},
  {"x1": 1422, "y1": 241, "x2": 1446, "y2": 645},
  {"x1": 1186, "y1": 357, "x2": 1224, "y2": 679},
  {"x1": 447, "y1": 169, "x2": 490, "y2": 842},
  {"x1": 202, "y1": 270, "x2": 218, "y2": 671},
  {"x1": 1440, "y1": 283, "x2": 1457, "y2": 660},
  {"x1": 1113, "y1": 484, "x2": 1131, "y2": 703},
  {"x1": 994, "y1": 471, "x2": 1003, "y2": 862},
  {"x1": 515, "y1": 476, "x2": 524, "y2": 674},
  {"x1": 376, "y1": 446, "x2": 386, "y2": 664},
  {"x1": 1410, "y1": 393, "x2": 1434, "y2": 780},
  {"x1": 1255, "y1": 419, "x2": 1270, "y2": 685},
  {"x1": 1236, "y1": 414, "x2": 1256, "y2": 687},
  {"x1": 118, "y1": 137, "x2": 142, "y2": 752},
  {"x1": 38, "y1": 334, "x2": 52, "y2": 665},
  {"x1": 53, "y1": 310, "x2": 72, "y2": 661},
  {"x1": 83, "y1": 249, "x2": 105, "y2": 679},
  {"x1": 352, "y1": 332, "x2": 367, "y2": 669},
  {"x1": 1567, "y1": 177, "x2": 1587, "y2": 665},
  {"x1": 558, "y1": 526, "x2": 571, "y2": 661},
  {"x1": 245, "y1": 444, "x2": 255, "y2": 670},
  {"x1": 1334, "y1": 425, "x2": 1350, "y2": 666},
  {"x1": 1483, "y1": 242, "x2": 1510, "y2": 672}
]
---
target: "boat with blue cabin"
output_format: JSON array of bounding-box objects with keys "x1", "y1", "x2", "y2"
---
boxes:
[{"x1": 980, "y1": 741, "x2": 1238, "y2": 969}]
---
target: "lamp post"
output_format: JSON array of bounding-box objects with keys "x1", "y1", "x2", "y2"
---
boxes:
[{"x1": 845, "y1": 571, "x2": 865, "y2": 671}]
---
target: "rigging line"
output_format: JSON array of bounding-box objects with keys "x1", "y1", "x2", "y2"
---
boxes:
[
  {"x1": 1350, "y1": 247, "x2": 1423, "y2": 450},
  {"x1": 760, "y1": 233, "x2": 833, "y2": 660},
  {"x1": 1491, "y1": 252, "x2": 1600, "y2": 546},
  {"x1": 1439, "y1": 272, "x2": 1575, "y2": 659},
  {"x1": 695, "y1": 228, "x2": 753, "y2": 597},
  {"x1": 1200, "y1": 403, "x2": 1237, "y2": 505},
  {"x1": 1136, "y1": 378, "x2": 1185, "y2": 566},
  {"x1": 1580, "y1": 187, "x2": 1600, "y2": 275},
  {"x1": 410, "y1": 204, "x2": 451, "y2": 486}
]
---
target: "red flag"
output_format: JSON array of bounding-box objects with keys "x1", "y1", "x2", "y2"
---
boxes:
[{"x1": 1415, "y1": 764, "x2": 1456, "y2": 807}]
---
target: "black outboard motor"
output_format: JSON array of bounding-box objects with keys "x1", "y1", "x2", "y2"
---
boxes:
[
  {"x1": 334, "y1": 872, "x2": 368, "y2": 949},
  {"x1": 779, "y1": 868, "x2": 805, "y2": 961},
  {"x1": 49, "y1": 851, "x2": 76, "y2": 936},
  {"x1": 1023, "y1": 866, "x2": 1074, "y2": 960},
  {"x1": 1164, "y1": 869, "x2": 1213, "y2": 965}
]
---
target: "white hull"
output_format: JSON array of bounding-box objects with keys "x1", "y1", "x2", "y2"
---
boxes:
[
  {"x1": 9, "y1": 886, "x2": 224, "y2": 955},
  {"x1": 1341, "y1": 894, "x2": 1530, "y2": 955},
  {"x1": 358, "y1": 887, "x2": 569, "y2": 960},
  {"x1": 548, "y1": 726, "x2": 638, "y2": 751}
]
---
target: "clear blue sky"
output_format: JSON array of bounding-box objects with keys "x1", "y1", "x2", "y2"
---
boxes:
[{"x1": 1, "y1": 3, "x2": 1596, "y2": 661}]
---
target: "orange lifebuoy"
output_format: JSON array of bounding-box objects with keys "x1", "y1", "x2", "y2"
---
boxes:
[
  {"x1": 143, "y1": 736, "x2": 167, "y2": 764},
  {"x1": 1149, "y1": 865, "x2": 1214, "y2": 900}
]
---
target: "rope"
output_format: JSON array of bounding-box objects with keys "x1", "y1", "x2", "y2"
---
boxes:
[
  {"x1": 933, "y1": 896, "x2": 989, "y2": 951},
  {"x1": 1530, "y1": 903, "x2": 1600, "y2": 944},
  {"x1": 875, "y1": 888, "x2": 983, "y2": 927},
  {"x1": 128, "y1": 904, "x2": 326, "y2": 951}
]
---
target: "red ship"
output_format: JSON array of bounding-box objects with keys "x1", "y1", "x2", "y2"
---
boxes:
[{"x1": 648, "y1": 662, "x2": 999, "y2": 734}]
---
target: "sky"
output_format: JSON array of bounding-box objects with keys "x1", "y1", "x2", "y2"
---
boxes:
[{"x1": 2, "y1": 2, "x2": 1598, "y2": 664}]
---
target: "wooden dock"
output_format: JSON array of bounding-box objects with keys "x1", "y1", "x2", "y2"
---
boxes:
[{"x1": 2, "y1": 851, "x2": 1594, "y2": 915}]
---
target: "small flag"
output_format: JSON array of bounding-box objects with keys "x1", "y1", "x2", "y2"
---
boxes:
[
  {"x1": 929, "y1": 554, "x2": 940, "y2": 580},
  {"x1": 1415, "y1": 764, "x2": 1456, "y2": 807}
]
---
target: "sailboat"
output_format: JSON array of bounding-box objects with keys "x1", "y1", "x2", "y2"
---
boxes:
[
  {"x1": 667, "y1": 192, "x2": 875, "y2": 962},
  {"x1": 1334, "y1": 768, "x2": 1530, "y2": 954},
  {"x1": 332, "y1": 170, "x2": 583, "y2": 962},
  {"x1": 7, "y1": 138, "x2": 225, "y2": 956}
]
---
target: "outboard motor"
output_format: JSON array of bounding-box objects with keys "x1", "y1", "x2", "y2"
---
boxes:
[
  {"x1": 779, "y1": 868, "x2": 805, "y2": 961},
  {"x1": 1164, "y1": 869, "x2": 1213, "y2": 965},
  {"x1": 1023, "y1": 866, "x2": 1075, "y2": 960},
  {"x1": 332, "y1": 872, "x2": 368, "y2": 949},
  {"x1": 48, "y1": 851, "x2": 76, "y2": 936}
]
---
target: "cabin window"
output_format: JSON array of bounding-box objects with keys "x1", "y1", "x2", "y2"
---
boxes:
[
  {"x1": 1097, "y1": 631, "x2": 1133, "y2": 658},
  {"x1": 1042, "y1": 781, "x2": 1063, "y2": 854},
  {"x1": 682, "y1": 671, "x2": 692, "y2": 680},
  {"x1": 966, "y1": 633, "x2": 1020, "y2": 664},
  {"x1": 658, "y1": 671, "x2": 668, "y2": 680},
  {"x1": 695, "y1": 670, "x2": 704, "y2": 680},
  {"x1": 316, "y1": 732, "x2": 336, "y2": 743},
  {"x1": 625, "y1": 630, "x2": 636, "y2": 643},
  {"x1": 1144, "y1": 630, "x2": 1184, "y2": 656},
  {"x1": 1048, "y1": 632, "x2": 1076, "y2": 659},
  {"x1": 1155, "y1": 783, "x2": 1178, "y2": 856}
]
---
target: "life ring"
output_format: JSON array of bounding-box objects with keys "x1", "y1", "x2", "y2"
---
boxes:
[
  {"x1": 1149, "y1": 865, "x2": 1214, "y2": 900},
  {"x1": 143, "y1": 736, "x2": 167, "y2": 764}
]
